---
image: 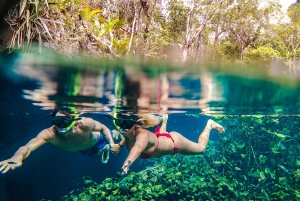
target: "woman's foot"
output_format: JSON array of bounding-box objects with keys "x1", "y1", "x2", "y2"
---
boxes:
[
  {"x1": 160, "y1": 114, "x2": 168, "y2": 132},
  {"x1": 207, "y1": 119, "x2": 225, "y2": 134},
  {"x1": 160, "y1": 114, "x2": 168, "y2": 122}
]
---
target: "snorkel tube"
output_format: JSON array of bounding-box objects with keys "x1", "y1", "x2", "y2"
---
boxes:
[
  {"x1": 113, "y1": 71, "x2": 128, "y2": 135},
  {"x1": 113, "y1": 112, "x2": 129, "y2": 135}
]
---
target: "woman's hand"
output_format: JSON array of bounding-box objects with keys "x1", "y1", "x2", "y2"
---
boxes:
[
  {"x1": 121, "y1": 159, "x2": 132, "y2": 175},
  {"x1": 0, "y1": 158, "x2": 23, "y2": 174}
]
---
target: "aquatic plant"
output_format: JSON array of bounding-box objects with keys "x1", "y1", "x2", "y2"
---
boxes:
[{"x1": 62, "y1": 115, "x2": 300, "y2": 200}]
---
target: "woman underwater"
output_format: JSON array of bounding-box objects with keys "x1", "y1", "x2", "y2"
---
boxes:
[{"x1": 113, "y1": 114, "x2": 225, "y2": 174}]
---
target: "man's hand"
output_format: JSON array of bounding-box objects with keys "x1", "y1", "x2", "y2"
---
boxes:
[
  {"x1": 111, "y1": 143, "x2": 121, "y2": 155},
  {"x1": 121, "y1": 159, "x2": 132, "y2": 175},
  {"x1": 0, "y1": 158, "x2": 23, "y2": 174}
]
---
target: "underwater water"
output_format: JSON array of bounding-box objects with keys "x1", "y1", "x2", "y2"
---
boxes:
[{"x1": 0, "y1": 50, "x2": 300, "y2": 200}]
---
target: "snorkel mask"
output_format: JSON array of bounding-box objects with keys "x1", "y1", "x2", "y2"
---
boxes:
[
  {"x1": 51, "y1": 108, "x2": 81, "y2": 135},
  {"x1": 52, "y1": 115, "x2": 81, "y2": 135},
  {"x1": 112, "y1": 113, "x2": 138, "y2": 135}
]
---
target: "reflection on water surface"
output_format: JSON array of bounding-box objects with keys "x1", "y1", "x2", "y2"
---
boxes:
[{"x1": 1, "y1": 50, "x2": 300, "y2": 115}]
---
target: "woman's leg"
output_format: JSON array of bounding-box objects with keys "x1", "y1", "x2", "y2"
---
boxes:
[{"x1": 171, "y1": 119, "x2": 225, "y2": 155}]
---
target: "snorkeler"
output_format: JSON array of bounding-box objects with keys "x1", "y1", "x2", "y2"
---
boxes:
[
  {"x1": 0, "y1": 108, "x2": 122, "y2": 174},
  {"x1": 113, "y1": 114, "x2": 225, "y2": 175}
]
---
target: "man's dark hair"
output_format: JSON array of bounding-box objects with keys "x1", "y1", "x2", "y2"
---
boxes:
[{"x1": 51, "y1": 107, "x2": 78, "y2": 118}]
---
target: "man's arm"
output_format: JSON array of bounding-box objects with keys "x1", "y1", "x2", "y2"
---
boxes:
[
  {"x1": 0, "y1": 128, "x2": 52, "y2": 174},
  {"x1": 92, "y1": 120, "x2": 115, "y2": 145},
  {"x1": 121, "y1": 129, "x2": 148, "y2": 174}
]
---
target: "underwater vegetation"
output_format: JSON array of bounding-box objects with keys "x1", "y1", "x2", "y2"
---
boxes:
[{"x1": 63, "y1": 115, "x2": 300, "y2": 200}]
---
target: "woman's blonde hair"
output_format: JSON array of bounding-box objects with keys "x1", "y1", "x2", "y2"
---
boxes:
[{"x1": 137, "y1": 114, "x2": 161, "y2": 128}]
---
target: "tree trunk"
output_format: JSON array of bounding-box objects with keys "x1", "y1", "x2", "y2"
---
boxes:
[
  {"x1": 195, "y1": 30, "x2": 204, "y2": 62},
  {"x1": 212, "y1": 26, "x2": 224, "y2": 61},
  {"x1": 128, "y1": 1, "x2": 138, "y2": 53},
  {"x1": 182, "y1": 0, "x2": 214, "y2": 62},
  {"x1": 181, "y1": 3, "x2": 193, "y2": 62},
  {"x1": 140, "y1": 0, "x2": 150, "y2": 39}
]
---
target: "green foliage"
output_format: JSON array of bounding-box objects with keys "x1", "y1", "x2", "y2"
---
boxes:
[
  {"x1": 246, "y1": 46, "x2": 280, "y2": 61},
  {"x1": 81, "y1": 7, "x2": 102, "y2": 22},
  {"x1": 63, "y1": 115, "x2": 300, "y2": 200},
  {"x1": 287, "y1": 3, "x2": 300, "y2": 24},
  {"x1": 112, "y1": 37, "x2": 129, "y2": 56},
  {"x1": 217, "y1": 41, "x2": 241, "y2": 60},
  {"x1": 6, "y1": 0, "x2": 49, "y2": 51},
  {"x1": 167, "y1": 0, "x2": 187, "y2": 41},
  {"x1": 4, "y1": 0, "x2": 300, "y2": 68}
]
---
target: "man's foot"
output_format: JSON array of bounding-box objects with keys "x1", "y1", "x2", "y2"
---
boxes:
[{"x1": 207, "y1": 119, "x2": 225, "y2": 134}]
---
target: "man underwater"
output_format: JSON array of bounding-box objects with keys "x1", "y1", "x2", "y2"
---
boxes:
[{"x1": 0, "y1": 108, "x2": 122, "y2": 173}]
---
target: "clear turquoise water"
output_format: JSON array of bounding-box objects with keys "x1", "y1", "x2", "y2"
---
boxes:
[{"x1": 1, "y1": 50, "x2": 300, "y2": 200}]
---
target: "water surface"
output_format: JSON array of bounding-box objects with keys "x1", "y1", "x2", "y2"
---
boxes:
[
  {"x1": 0, "y1": 50, "x2": 300, "y2": 200},
  {"x1": 1, "y1": 50, "x2": 300, "y2": 115}
]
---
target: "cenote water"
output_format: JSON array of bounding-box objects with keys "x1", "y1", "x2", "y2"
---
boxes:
[{"x1": 0, "y1": 50, "x2": 300, "y2": 201}]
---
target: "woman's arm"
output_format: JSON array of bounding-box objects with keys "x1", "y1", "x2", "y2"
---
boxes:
[{"x1": 121, "y1": 129, "x2": 149, "y2": 174}]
